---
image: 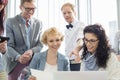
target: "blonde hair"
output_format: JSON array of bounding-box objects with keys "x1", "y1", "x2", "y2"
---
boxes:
[
  {"x1": 61, "y1": 2, "x2": 75, "y2": 12},
  {"x1": 41, "y1": 27, "x2": 64, "y2": 45}
]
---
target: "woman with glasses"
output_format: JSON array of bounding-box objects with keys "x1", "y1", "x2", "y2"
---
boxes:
[
  {"x1": 0, "y1": 0, "x2": 8, "y2": 80},
  {"x1": 72, "y1": 24, "x2": 120, "y2": 80}
]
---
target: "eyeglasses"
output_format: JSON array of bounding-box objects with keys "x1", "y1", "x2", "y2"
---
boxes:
[
  {"x1": 83, "y1": 38, "x2": 98, "y2": 44},
  {"x1": 23, "y1": 6, "x2": 36, "y2": 12}
]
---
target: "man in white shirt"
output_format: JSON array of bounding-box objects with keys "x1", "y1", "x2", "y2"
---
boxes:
[{"x1": 61, "y1": 3, "x2": 84, "y2": 71}]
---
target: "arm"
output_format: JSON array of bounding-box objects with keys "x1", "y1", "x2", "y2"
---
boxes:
[
  {"x1": 6, "y1": 19, "x2": 20, "y2": 60},
  {"x1": 18, "y1": 66, "x2": 31, "y2": 80},
  {"x1": 29, "y1": 53, "x2": 40, "y2": 69},
  {"x1": 69, "y1": 38, "x2": 83, "y2": 62},
  {"x1": 31, "y1": 20, "x2": 43, "y2": 54},
  {"x1": 69, "y1": 22, "x2": 84, "y2": 62},
  {"x1": 64, "y1": 57, "x2": 70, "y2": 71},
  {"x1": 106, "y1": 53, "x2": 120, "y2": 80}
]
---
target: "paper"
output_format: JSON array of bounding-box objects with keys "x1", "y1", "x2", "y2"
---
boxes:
[{"x1": 30, "y1": 68, "x2": 54, "y2": 80}]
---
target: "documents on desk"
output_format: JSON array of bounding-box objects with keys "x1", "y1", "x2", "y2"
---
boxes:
[
  {"x1": 30, "y1": 68, "x2": 107, "y2": 80},
  {"x1": 30, "y1": 68, "x2": 53, "y2": 80}
]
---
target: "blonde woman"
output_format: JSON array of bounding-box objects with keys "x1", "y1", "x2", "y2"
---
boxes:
[{"x1": 19, "y1": 27, "x2": 69, "y2": 80}]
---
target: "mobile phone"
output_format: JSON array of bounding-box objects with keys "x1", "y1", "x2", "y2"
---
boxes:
[{"x1": 0, "y1": 36, "x2": 9, "y2": 43}]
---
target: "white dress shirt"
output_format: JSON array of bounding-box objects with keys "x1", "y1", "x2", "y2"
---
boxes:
[{"x1": 65, "y1": 19, "x2": 84, "y2": 60}]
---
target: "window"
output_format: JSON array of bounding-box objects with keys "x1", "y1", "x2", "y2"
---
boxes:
[
  {"x1": 6, "y1": 0, "x2": 118, "y2": 52},
  {"x1": 91, "y1": 0, "x2": 117, "y2": 48}
]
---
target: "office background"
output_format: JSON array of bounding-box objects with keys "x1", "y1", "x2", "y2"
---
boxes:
[{"x1": 5, "y1": 0, "x2": 119, "y2": 53}]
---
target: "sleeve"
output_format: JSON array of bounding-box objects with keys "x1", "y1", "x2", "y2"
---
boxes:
[
  {"x1": 6, "y1": 18, "x2": 21, "y2": 61},
  {"x1": 77, "y1": 22, "x2": 84, "y2": 40},
  {"x1": 64, "y1": 57, "x2": 70, "y2": 71},
  {"x1": 76, "y1": 22, "x2": 84, "y2": 47},
  {"x1": 18, "y1": 66, "x2": 31, "y2": 80},
  {"x1": 31, "y1": 20, "x2": 43, "y2": 54},
  {"x1": 29, "y1": 53, "x2": 40, "y2": 69},
  {"x1": 106, "y1": 53, "x2": 120, "y2": 80}
]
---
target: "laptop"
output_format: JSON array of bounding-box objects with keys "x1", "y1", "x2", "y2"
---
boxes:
[
  {"x1": 31, "y1": 68, "x2": 107, "y2": 80},
  {"x1": 53, "y1": 71, "x2": 108, "y2": 80}
]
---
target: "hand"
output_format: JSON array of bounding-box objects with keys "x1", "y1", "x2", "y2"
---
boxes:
[
  {"x1": 0, "y1": 41, "x2": 7, "y2": 54},
  {"x1": 18, "y1": 50, "x2": 33, "y2": 64},
  {"x1": 28, "y1": 75, "x2": 36, "y2": 80},
  {"x1": 18, "y1": 55, "x2": 30, "y2": 64},
  {"x1": 69, "y1": 47, "x2": 82, "y2": 63},
  {"x1": 76, "y1": 38, "x2": 83, "y2": 47},
  {"x1": 24, "y1": 50, "x2": 33, "y2": 57}
]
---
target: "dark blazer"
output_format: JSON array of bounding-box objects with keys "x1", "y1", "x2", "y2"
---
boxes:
[{"x1": 3, "y1": 14, "x2": 43, "y2": 74}]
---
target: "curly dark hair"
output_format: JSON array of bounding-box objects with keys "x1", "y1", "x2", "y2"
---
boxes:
[{"x1": 82, "y1": 24, "x2": 110, "y2": 68}]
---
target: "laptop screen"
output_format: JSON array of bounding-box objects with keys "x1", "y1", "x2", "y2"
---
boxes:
[
  {"x1": 31, "y1": 68, "x2": 107, "y2": 80},
  {"x1": 53, "y1": 71, "x2": 108, "y2": 80}
]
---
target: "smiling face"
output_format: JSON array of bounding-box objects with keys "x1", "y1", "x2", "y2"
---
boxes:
[
  {"x1": 61, "y1": 5, "x2": 75, "y2": 24},
  {"x1": 84, "y1": 33, "x2": 99, "y2": 54},
  {"x1": 47, "y1": 34, "x2": 62, "y2": 52},
  {"x1": 20, "y1": 1, "x2": 36, "y2": 20}
]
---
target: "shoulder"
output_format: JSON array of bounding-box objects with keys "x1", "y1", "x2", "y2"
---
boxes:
[
  {"x1": 73, "y1": 20, "x2": 85, "y2": 32},
  {"x1": 106, "y1": 52, "x2": 119, "y2": 68},
  {"x1": 74, "y1": 20, "x2": 85, "y2": 27},
  {"x1": 33, "y1": 50, "x2": 47, "y2": 59},
  {"x1": 109, "y1": 52, "x2": 118, "y2": 61},
  {"x1": 6, "y1": 15, "x2": 20, "y2": 23},
  {"x1": 78, "y1": 21, "x2": 84, "y2": 27},
  {"x1": 103, "y1": 52, "x2": 120, "y2": 79}
]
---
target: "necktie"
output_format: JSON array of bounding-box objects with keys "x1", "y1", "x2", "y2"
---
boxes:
[
  {"x1": 26, "y1": 20, "x2": 29, "y2": 27},
  {"x1": 25, "y1": 20, "x2": 30, "y2": 49},
  {"x1": 66, "y1": 24, "x2": 73, "y2": 29}
]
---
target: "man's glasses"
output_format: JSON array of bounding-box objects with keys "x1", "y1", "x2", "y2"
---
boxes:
[
  {"x1": 23, "y1": 6, "x2": 36, "y2": 12},
  {"x1": 83, "y1": 38, "x2": 98, "y2": 44}
]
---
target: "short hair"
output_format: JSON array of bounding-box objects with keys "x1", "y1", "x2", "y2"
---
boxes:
[
  {"x1": 41, "y1": 27, "x2": 64, "y2": 45},
  {"x1": 61, "y1": 2, "x2": 75, "y2": 12},
  {"x1": 20, "y1": 0, "x2": 35, "y2": 6}
]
